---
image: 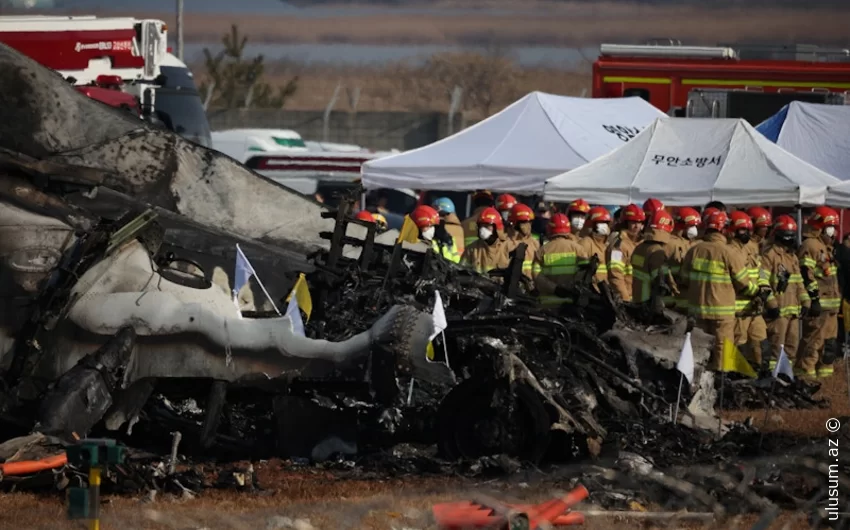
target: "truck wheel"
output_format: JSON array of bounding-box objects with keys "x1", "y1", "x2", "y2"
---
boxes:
[{"x1": 437, "y1": 377, "x2": 551, "y2": 464}]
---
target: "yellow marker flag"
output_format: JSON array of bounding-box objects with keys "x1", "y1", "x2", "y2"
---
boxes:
[
  {"x1": 285, "y1": 273, "x2": 313, "y2": 321},
  {"x1": 721, "y1": 339, "x2": 757, "y2": 378},
  {"x1": 426, "y1": 342, "x2": 436, "y2": 361},
  {"x1": 397, "y1": 215, "x2": 420, "y2": 244}
]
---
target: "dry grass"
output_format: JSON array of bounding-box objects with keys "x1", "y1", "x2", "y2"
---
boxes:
[
  {"x1": 123, "y1": 4, "x2": 849, "y2": 46},
  {"x1": 196, "y1": 61, "x2": 591, "y2": 117}
]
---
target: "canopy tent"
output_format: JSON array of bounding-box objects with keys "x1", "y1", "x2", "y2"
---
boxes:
[
  {"x1": 756, "y1": 101, "x2": 850, "y2": 180},
  {"x1": 544, "y1": 118, "x2": 848, "y2": 207},
  {"x1": 361, "y1": 92, "x2": 666, "y2": 193}
]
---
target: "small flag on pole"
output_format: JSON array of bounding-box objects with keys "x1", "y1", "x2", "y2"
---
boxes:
[
  {"x1": 721, "y1": 339, "x2": 758, "y2": 378},
  {"x1": 285, "y1": 293, "x2": 305, "y2": 336},
  {"x1": 426, "y1": 291, "x2": 448, "y2": 363},
  {"x1": 397, "y1": 215, "x2": 420, "y2": 244},
  {"x1": 677, "y1": 332, "x2": 694, "y2": 385},
  {"x1": 233, "y1": 244, "x2": 280, "y2": 315},
  {"x1": 285, "y1": 273, "x2": 313, "y2": 321},
  {"x1": 772, "y1": 345, "x2": 794, "y2": 381}
]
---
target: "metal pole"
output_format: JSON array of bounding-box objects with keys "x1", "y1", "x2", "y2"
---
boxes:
[
  {"x1": 447, "y1": 85, "x2": 463, "y2": 137},
  {"x1": 176, "y1": 0, "x2": 184, "y2": 61},
  {"x1": 323, "y1": 83, "x2": 342, "y2": 143},
  {"x1": 672, "y1": 373, "x2": 684, "y2": 424}
]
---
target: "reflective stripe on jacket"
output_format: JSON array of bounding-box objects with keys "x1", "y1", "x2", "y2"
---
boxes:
[
  {"x1": 607, "y1": 230, "x2": 638, "y2": 302},
  {"x1": 432, "y1": 238, "x2": 461, "y2": 263},
  {"x1": 761, "y1": 242, "x2": 811, "y2": 318},
  {"x1": 680, "y1": 232, "x2": 758, "y2": 320},
  {"x1": 534, "y1": 234, "x2": 587, "y2": 307},
  {"x1": 730, "y1": 238, "x2": 771, "y2": 313},
  {"x1": 799, "y1": 230, "x2": 841, "y2": 312}
]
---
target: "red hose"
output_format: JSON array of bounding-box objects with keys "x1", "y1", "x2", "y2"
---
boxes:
[{"x1": 1, "y1": 453, "x2": 67, "y2": 476}]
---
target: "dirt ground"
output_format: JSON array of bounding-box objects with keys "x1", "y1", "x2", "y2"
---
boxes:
[{"x1": 0, "y1": 363, "x2": 847, "y2": 529}]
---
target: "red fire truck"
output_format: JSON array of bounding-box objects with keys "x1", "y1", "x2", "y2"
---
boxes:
[
  {"x1": 593, "y1": 43, "x2": 850, "y2": 123},
  {"x1": 0, "y1": 15, "x2": 212, "y2": 147}
]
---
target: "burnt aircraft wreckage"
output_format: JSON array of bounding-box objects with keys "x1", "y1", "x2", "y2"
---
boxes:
[{"x1": 0, "y1": 43, "x2": 842, "y2": 518}]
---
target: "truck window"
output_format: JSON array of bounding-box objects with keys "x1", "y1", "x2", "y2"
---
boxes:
[
  {"x1": 154, "y1": 88, "x2": 213, "y2": 148},
  {"x1": 273, "y1": 137, "x2": 307, "y2": 148}
]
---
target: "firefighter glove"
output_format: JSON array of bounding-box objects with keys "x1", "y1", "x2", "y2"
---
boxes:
[
  {"x1": 764, "y1": 306, "x2": 781, "y2": 320},
  {"x1": 809, "y1": 298, "x2": 822, "y2": 318}
]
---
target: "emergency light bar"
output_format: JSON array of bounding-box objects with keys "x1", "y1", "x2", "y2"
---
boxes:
[{"x1": 600, "y1": 44, "x2": 738, "y2": 60}]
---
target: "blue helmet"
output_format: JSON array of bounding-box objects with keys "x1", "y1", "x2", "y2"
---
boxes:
[{"x1": 432, "y1": 197, "x2": 456, "y2": 215}]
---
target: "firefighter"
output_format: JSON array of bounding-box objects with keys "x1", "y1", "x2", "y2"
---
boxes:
[
  {"x1": 432, "y1": 197, "x2": 465, "y2": 255},
  {"x1": 669, "y1": 206, "x2": 702, "y2": 312},
  {"x1": 761, "y1": 215, "x2": 810, "y2": 371},
  {"x1": 632, "y1": 209, "x2": 676, "y2": 307},
  {"x1": 567, "y1": 198, "x2": 591, "y2": 235},
  {"x1": 798, "y1": 206, "x2": 841, "y2": 378},
  {"x1": 700, "y1": 207, "x2": 721, "y2": 238},
  {"x1": 495, "y1": 193, "x2": 518, "y2": 228},
  {"x1": 506, "y1": 203, "x2": 540, "y2": 280},
  {"x1": 578, "y1": 206, "x2": 612, "y2": 285},
  {"x1": 747, "y1": 206, "x2": 772, "y2": 251},
  {"x1": 728, "y1": 210, "x2": 772, "y2": 366},
  {"x1": 412, "y1": 205, "x2": 461, "y2": 263},
  {"x1": 373, "y1": 213, "x2": 389, "y2": 234},
  {"x1": 680, "y1": 210, "x2": 759, "y2": 370},
  {"x1": 642, "y1": 197, "x2": 665, "y2": 222},
  {"x1": 607, "y1": 203, "x2": 645, "y2": 302},
  {"x1": 533, "y1": 213, "x2": 588, "y2": 308},
  {"x1": 462, "y1": 190, "x2": 494, "y2": 248},
  {"x1": 460, "y1": 206, "x2": 511, "y2": 274}
]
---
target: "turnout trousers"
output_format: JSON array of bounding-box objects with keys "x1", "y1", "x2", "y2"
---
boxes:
[
  {"x1": 766, "y1": 316, "x2": 800, "y2": 364},
  {"x1": 734, "y1": 316, "x2": 767, "y2": 364},
  {"x1": 797, "y1": 312, "x2": 838, "y2": 373},
  {"x1": 696, "y1": 318, "x2": 736, "y2": 371}
]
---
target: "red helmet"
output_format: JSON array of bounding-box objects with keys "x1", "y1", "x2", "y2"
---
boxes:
[
  {"x1": 411, "y1": 205, "x2": 440, "y2": 229},
  {"x1": 774, "y1": 214, "x2": 798, "y2": 233},
  {"x1": 509, "y1": 203, "x2": 535, "y2": 224},
  {"x1": 587, "y1": 206, "x2": 612, "y2": 225},
  {"x1": 643, "y1": 198, "x2": 665, "y2": 217},
  {"x1": 808, "y1": 206, "x2": 839, "y2": 229},
  {"x1": 472, "y1": 190, "x2": 493, "y2": 202},
  {"x1": 675, "y1": 207, "x2": 702, "y2": 230},
  {"x1": 477, "y1": 206, "x2": 504, "y2": 231},
  {"x1": 746, "y1": 206, "x2": 772, "y2": 228},
  {"x1": 621, "y1": 203, "x2": 646, "y2": 223},
  {"x1": 567, "y1": 199, "x2": 591, "y2": 215},
  {"x1": 355, "y1": 210, "x2": 375, "y2": 223},
  {"x1": 495, "y1": 194, "x2": 518, "y2": 213},
  {"x1": 702, "y1": 207, "x2": 720, "y2": 226},
  {"x1": 547, "y1": 213, "x2": 571, "y2": 235},
  {"x1": 649, "y1": 209, "x2": 674, "y2": 233},
  {"x1": 705, "y1": 210, "x2": 729, "y2": 232},
  {"x1": 728, "y1": 210, "x2": 754, "y2": 232}
]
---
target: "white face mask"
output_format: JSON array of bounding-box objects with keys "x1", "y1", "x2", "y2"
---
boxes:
[
  {"x1": 478, "y1": 226, "x2": 494, "y2": 241},
  {"x1": 686, "y1": 226, "x2": 699, "y2": 239},
  {"x1": 421, "y1": 226, "x2": 435, "y2": 241},
  {"x1": 571, "y1": 216, "x2": 585, "y2": 230},
  {"x1": 594, "y1": 223, "x2": 610, "y2": 236},
  {"x1": 825, "y1": 226, "x2": 836, "y2": 238}
]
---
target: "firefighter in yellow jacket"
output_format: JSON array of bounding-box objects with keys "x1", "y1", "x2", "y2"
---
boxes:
[
  {"x1": 761, "y1": 215, "x2": 810, "y2": 371},
  {"x1": 668, "y1": 206, "x2": 702, "y2": 312},
  {"x1": 461, "y1": 191, "x2": 494, "y2": 248},
  {"x1": 432, "y1": 197, "x2": 466, "y2": 256},
  {"x1": 411, "y1": 205, "x2": 461, "y2": 263},
  {"x1": 607, "y1": 203, "x2": 645, "y2": 302},
  {"x1": 680, "y1": 210, "x2": 759, "y2": 370},
  {"x1": 578, "y1": 206, "x2": 613, "y2": 287},
  {"x1": 506, "y1": 203, "x2": 540, "y2": 280},
  {"x1": 632, "y1": 209, "x2": 677, "y2": 307},
  {"x1": 460, "y1": 206, "x2": 512, "y2": 275},
  {"x1": 798, "y1": 206, "x2": 841, "y2": 378},
  {"x1": 533, "y1": 213, "x2": 588, "y2": 308},
  {"x1": 728, "y1": 210, "x2": 772, "y2": 366}
]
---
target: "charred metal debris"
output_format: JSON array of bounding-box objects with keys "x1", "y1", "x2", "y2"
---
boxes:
[{"x1": 0, "y1": 157, "x2": 841, "y2": 521}]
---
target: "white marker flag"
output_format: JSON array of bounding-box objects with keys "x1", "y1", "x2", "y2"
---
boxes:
[
  {"x1": 772, "y1": 345, "x2": 794, "y2": 381},
  {"x1": 677, "y1": 332, "x2": 695, "y2": 385}
]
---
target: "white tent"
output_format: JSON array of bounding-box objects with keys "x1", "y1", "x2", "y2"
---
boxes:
[
  {"x1": 361, "y1": 92, "x2": 666, "y2": 193},
  {"x1": 544, "y1": 118, "x2": 847, "y2": 207},
  {"x1": 757, "y1": 102, "x2": 850, "y2": 180}
]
